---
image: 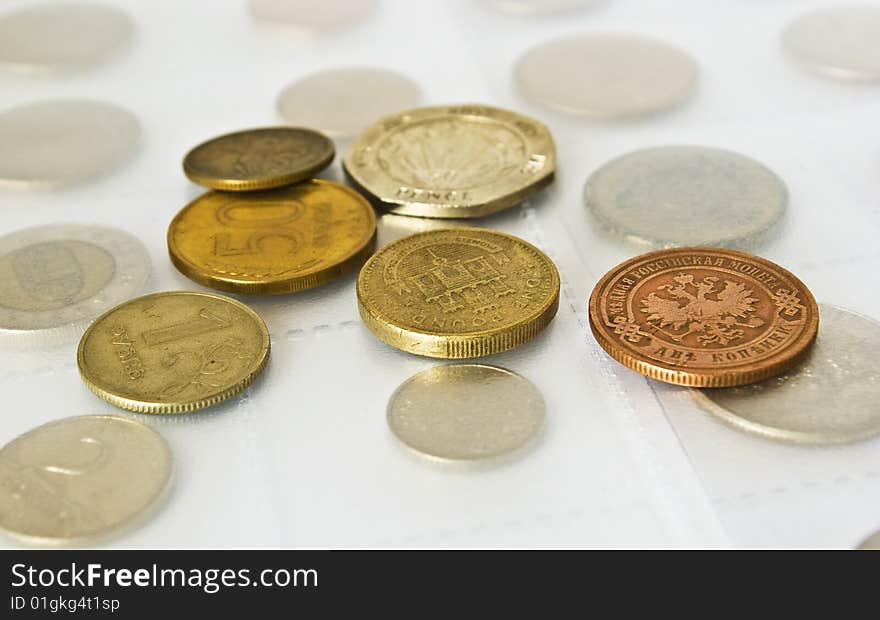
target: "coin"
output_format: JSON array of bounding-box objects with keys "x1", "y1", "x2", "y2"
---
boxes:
[
  {"x1": 783, "y1": 6, "x2": 880, "y2": 82},
  {"x1": 0, "y1": 224, "x2": 150, "y2": 348},
  {"x1": 858, "y1": 530, "x2": 880, "y2": 550},
  {"x1": 182, "y1": 127, "x2": 335, "y2": 191},
  {"x1": 77, "y1": 291, "x2": 270, "y2": 413},
  {"x1": 343, "y1": 104, "x2": 556, "y2": 218},
  {"x1": 387, "y1": 364, "x2": 545, "y2": 462},
  {"x1": 694, "y1": 305, "x2": 880, "y2": 444},
  {"x1": 248, "y1": 0, "x2": 376, "y2": 32},
  {"x1": 357, "y1": 228, "x2": 560, "y2": 358},
  {"x1": 0, "y1": 415, "x2": 172, "y2": 545},
  {"x1": 584, "y1": 146, "x2": 788, "y2": 250},
  {"x1": 515, "y1": 33, "x2": 699, "y2": 119},
  {"x1": 277, "y1": 67, "x2": 421, "y2": 139},
  {"x1": 0, "y1": 99, "x2": 140, "y2": 188},
  {"x1": 168, "y1": 180, "x2": 376, "y2": 294},
  {"x1": 588, "y1": 247, "x2": 819, "y2": 387},
  {"x1": 0, "y1": 4, "x2": 133, "y2": 74}
]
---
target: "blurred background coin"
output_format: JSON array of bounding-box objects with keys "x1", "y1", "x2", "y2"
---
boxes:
[
  {"x1": 584, "y1": 146, "x2": 788, "y2": 250},
  {"x1": 0, "y1": 415, "x2": 172, "y2": 545},
  {"x1": 0, "y1": 224, "x2": 150, "y2": 348}
]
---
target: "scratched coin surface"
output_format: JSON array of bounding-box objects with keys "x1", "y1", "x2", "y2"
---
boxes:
[
  {"x1": 0, "y1": 99, "x2": 140, "y2": 188},
  {"x1": 0, "y1": 224, "x2": 150, "y2": 348},
  {"x1": 277, "y1": 67, "x2": 422, "y2": 139},
  {"x1": 694, "y1": 305, "x2": 880, "y2": 444},
  {"x1": 783, "y1": 6, "x2": 880, "y2": 81},
  {"x1": 515, "y1": 33, "x2": 698, "y2": 119},
  {"x1": 357, "y1": 228, "x2": 560, "y2": 358},
  {"x1": 343, "y1": 104, "x2": 556, "y2": 218},
  {"x1": 182, "y1": 127, "x2": 334, "y2": 191},
  {"x1": 387, "y1": 365, "x2": 545, "y2": 461},
  {"x1": 585, "y1": 146, "x2": 788, "y2": 250},
  {"x1": 0, "y1": 415, "x2": 172, "y2": 545},
  {"x1": 588, "y1": 247, "x2": 819, "y2": 387},
  {"x1": 77, "y1": 291, "x2": 270, "y2": 413},
  {"x1": 168, "y1": 180, "x2": 376, "y2": 294},
  {"x1": 0, "y1": 3, "x2": 133, "y2": 73}
]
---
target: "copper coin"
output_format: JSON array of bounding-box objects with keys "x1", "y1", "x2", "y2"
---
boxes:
[{"x1": 588, "y1": 247, "x2": 819, "y2": 387}]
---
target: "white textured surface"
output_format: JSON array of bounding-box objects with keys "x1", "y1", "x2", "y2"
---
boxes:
[{"x1": 0, "y1": 0, "x2": 877, "y2": 549}]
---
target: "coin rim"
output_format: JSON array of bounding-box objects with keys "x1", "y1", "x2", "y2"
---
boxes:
[
  {"x1": 357, "y1": 227, "x2": 560, "y2": 359},
  {"x1": 341, "y1": 103, "x2": 556, "y2": 218},
  {"x1": 182, "y1": 126, "x2": 335, "y2": 191},
  {"x1": 167, "y1": 179, "x2": 377, "y2": 295},
  {"x1": 0, "y1": 414, "x2": 173, "y2": 545},
  {"x1": 588, "y1": 246, "x2": 820, "y2": 387},
  {"x1": 77, "y1": 291, "x2": 270, "y2": 413}
]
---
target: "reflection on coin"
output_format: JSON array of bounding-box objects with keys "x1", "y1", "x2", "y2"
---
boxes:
[
  {"x1": 277, "y1": 67, "x2": 422, "y2": 139},
  {"x1": 589, "y1": 247, "x2": 819, "y2": 387},
  {"x1": 344, "y1": 104, "x2": 556, "y2": 218},
  {"x1": 168, "y1": 180, "x2": 376, "y2": 294},
  {"x1": 248, "y1": 0, "x2": 376, "y2": 32},
  {"x1": 585, "y1": 146, "x2": 788, "y2": 250},
  {"x1": 183, "y1": 127, "x2": 334, "y2": 191},
  {"x1": 387, "y1": 364, "x2": 545, "y2": 461},
  {"x1": 481, "y1": 0, "x2": 602, "y2": 15},
  {"x1": 0, "y1": 415, "x2": 171, "y2": 545},
  {"x1": 783, "y1": 6, "x2": 880, "y2": 81},
  {"x1": 858, "y1": 530, "x2": 880, "y2": 550},
  {"x1": 694, "y1": 305, "x2": 880, "y2": 444},
  {"x1": 0, "y1": 224, "x2": 150, "y2": 348},
  {"x1": 358, "y1": 228, "x2": 560, "y2": 358},
  {"x1": 515, "y1": 33, "x2": 698, "y2": 119},
  {"x1": 0, "y1": 3, "x2": 133, "y2": 74},
  {"x1": 0, "y1": 99, "x2": 140, "y2": 188},
  {"x1": 77, "y1": 291, "x2": 270, "y2": 413}
]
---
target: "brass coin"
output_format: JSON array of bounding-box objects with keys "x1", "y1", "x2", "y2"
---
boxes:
[
  {"x1": 77, "y1": 291, "x2": 270, "y2": 413},
  {"x1": 168, "y1": 180, "x2": 377, "y2": 295},
  {"x1": 357, "y1": 228, "x2": 560, "y2": 358},
  {"x1": 0, "y1": 415, "x2": 172, "y2": 545},
  {"x1": 588, "y1": 247, "x2": 819, "y2": 387},
  {"x1": 387, "y1": 364, "x2": 545, "y2": 462},
  {"x1": 343, "y1": 104, "x2": 556, "y2": 219},
  {"x1": 182, "y1": 127, "x2": 334, "y2": 191}
]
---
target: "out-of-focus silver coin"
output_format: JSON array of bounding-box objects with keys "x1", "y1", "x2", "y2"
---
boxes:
[
  {"x1": 0, "y1": 415, "x2": 172, "y2": 546},
  {"x1": 515, "y1": 32, "x2": 698, "y2": 119},
  {"x1": 481, "y1": 0, "x2": 603, "y2": 16},
  {"x1": 584, "y1": 146, "x2": 788, "y2": 249},
  {"x1": 387, "y1": 364, "x2": 545, "y2": 462},
  {"x1": 0, "y1": 224, "x2": 150, "y2": 348},
  {"x1": 783, "y1": 5, "x2": 880, "y2": 82},
  {"x1": 0, "y1": 99, "x2": 140, "y2": 188},
  {"x1": 277, "y1": 67, "x2": 422, "y2": 140},
  {"x1": 694, "y1": 305, "x2": 880, "y2": 445},
  {"x1": 249, "y1": 0, "x2": 377, "y2": 32},
  {"x1": 0, "y1": 3, "x2": 133, "y2": 74},
  {"x1": 858, "y1": 530, "x2": 880, "y2": 550}
]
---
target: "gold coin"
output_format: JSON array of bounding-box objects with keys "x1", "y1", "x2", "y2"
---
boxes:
[
  {"x1": 77, "y1": 291, "x2": 270, "y2": 413},
  {"x1": 168, "y1": 180, "x2": 377, "y2": 295},
  {"x1": 357, "y1": 228, "x2": 560, "y2": 358},
  {"x1": 588, "y1": 247, "x2": 819, "y2": 387},
  {"x1": 343, "y1": 104, "x2": 556, "y2": 218},
  {"x1": 0, "y1": 415, "x2": 172, "y2": 545},
  {"x1": 182, "y1": 127, "x2": 334, "y2": 191}
]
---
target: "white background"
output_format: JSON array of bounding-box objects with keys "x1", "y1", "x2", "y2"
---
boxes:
[{"x1": 1, "y1": 0, "x2": 879, "y2": 548}]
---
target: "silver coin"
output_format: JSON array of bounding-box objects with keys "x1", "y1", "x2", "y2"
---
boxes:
[
  {"x1": 858, "y1": 530, "x2": 880, "y2": 550},
  {"x1": 0, "y1": 415, "x2": 172, "y2": 545},
  {"x1": 694, "y1": 305, "x2": 880, "y2": 445},
  {"x1": 584, "y1": 146, "x2": 787, "y2": 249},
  {"x1": 0, "y1": 99, "x2": 140, "y2": 188},
  {"x1": 0, "y1": 3, "x2": 133, "y2": 74},
  {"x1": 277, "y1": 67, "x2": 422, "y2": 139},
  {"x1": 387, "y1": 364, "x2": 545, "y2": 462},
  {"x1": 0, "y1": 224, "x2": 150, "y2": 348},
  {"x1": 783, "y1": 6, "x2": 880, "y2": 82},
  {"x1": 249, "y1": 0, "x2": 376, "y2": 32},
  {"x1": 515, "y1": 32, "x2": 698, "y2": 119}
]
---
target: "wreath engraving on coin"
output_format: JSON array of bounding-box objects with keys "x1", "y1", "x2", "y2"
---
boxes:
[{"x1": 589, "y1": 247, "x2": 819, "y2": 387}]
